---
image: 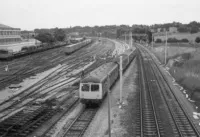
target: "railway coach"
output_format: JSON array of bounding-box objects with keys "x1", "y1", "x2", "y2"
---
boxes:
[
  {"x1": 79, "y1": 48, "x2": 137, "y2": 105},
  {"x1": 0, "y1": 49, "x2": 13, "y2": 59},
  {"x1": 65, "y1": 39, "x2": 92, "y2": 55}
]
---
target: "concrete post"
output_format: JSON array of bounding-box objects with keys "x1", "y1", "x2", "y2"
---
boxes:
[{"x1": 120, "y1": 56, "x2": 123, "y2": 104}]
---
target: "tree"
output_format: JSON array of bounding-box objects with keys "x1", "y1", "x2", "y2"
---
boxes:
[
  {"x1": 190, "y1": 26, "x2": 199, "y2": 34},
  {"x1": 53, "y1": 28, "x2": 66, "y2": 41},
  {"x1": 146, "y1": 30, "x2": 152, "y2": 43},
  {"x1": 178, "y1": 26, "x2": 188, "y2": 33},
  {"x1": 167, "y1": 38, "x2": 179, "y2": 43},
  {"x1": 180, "y1": 38, "x2": 189, "y2": 43},
  {"x1": 116, "y1": 29, "x2": 122, "y2": 38},
  {"x1": 35, "y1": 32, "x2": 55, "y2": 43},
  {"x1": 188, "y1": 21, "x2": 200, "y2": 28},
  {"x1": 195, "y1": 37, "x2": 200, "y2": 43}
]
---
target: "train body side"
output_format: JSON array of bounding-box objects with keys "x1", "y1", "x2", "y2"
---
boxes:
[
  {"x1": 0, "y1": 41, "x2": 68, "y2": 60},
  {"x1": 79, "y1": 44, "x2": 138, "y2": 105},
  {"x1": 65, "y1": 39, "x2": 92, "y2": 55},
  {"x1": 79, "y1": 62, "x2": 118, "y2": 104}
]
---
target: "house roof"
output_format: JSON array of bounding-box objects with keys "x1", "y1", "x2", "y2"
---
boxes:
[{"x1": 81, "y1": 62, "x2": 117, "y2": 83}]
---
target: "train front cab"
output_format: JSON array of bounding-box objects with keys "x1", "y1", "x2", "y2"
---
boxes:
[{"x1": 79, "y1": 83, "x2": 102, "y2": 105}]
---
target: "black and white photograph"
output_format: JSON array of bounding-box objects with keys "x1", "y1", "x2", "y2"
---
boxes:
[{"x1": 0, "y1": 0, "x2": 200, "y2": 136}]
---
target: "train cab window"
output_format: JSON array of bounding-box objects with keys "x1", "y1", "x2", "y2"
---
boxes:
[
  {"x1": 91, "y1": 84, "x2": 99, "y2": 92},
  {"x1": 81, "y1": 84, "x2": 89, "y2": 92}
]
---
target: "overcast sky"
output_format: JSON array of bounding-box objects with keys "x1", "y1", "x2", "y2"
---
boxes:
[{"x1": 0, "y1": 0, "x2": 199, "y2": 30}]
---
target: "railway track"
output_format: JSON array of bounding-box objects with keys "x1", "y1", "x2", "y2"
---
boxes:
[
  {"x1": 63, "y1": 107, "x2": 97, "y2": 137},
  {"x1": 0, "y1": 38, "x2": 118, "y2": 137},
  {"x1": 137, "y1": 44, "x2": 200, "y2": 137},
  {"x1": 0, "y1": 39, "x2": 117, "y2": 137},
  {"x1": 0, "y1": 39, "x2": 114, "y2": 90},
  {"x1": 0, "y1": 46, "x2": 109, "y2": 113},
  {"x1": 136, "y1": 52, "x2": 163, "y2": 137},
  {"x1": 0, "y1": 91, "x2": 79, "y2": 137},
  {"x1": 0, "y1": 40, "x2": 111, "y2": 108}
]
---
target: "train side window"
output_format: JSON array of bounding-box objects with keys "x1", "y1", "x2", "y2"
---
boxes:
[
  {"x1": 82, "y1": 84, "x2": 89, "y2": 92},
  {"x1": 0, "y1": 50, "x2": 8, "y2": 54},
  {"x1": 91, "y1": 84, "x2": 99, "y2": 92}
]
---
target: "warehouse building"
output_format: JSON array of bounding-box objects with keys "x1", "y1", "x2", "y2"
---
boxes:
[{"x1": 0, "y1": 23, "x2": 21, "y2": 45}]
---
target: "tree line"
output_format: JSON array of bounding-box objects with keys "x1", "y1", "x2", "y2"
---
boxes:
[
  {"x1": 151, "y1": 21, "x2": 200, "y2": 33},
  {"x1": 155, "y1": 37, "x2": 200, "y2": 43},
  {"x1": 33, "y1": 21, "x2": 200, "y2": 44},
  {"x1": 34, "y1": 28, "x2": 66, "y2": 43}
]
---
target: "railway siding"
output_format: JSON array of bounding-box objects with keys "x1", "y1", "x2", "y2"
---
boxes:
[
  {"x1": 0, "y1": 64, "x2": 62, "y2": 104},
  {"x1": 0, "y1": 38, "x2": 118, "y2": 137}
]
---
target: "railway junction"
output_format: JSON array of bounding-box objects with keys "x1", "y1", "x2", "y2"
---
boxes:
[{"x1": 0, "y1": 37, "x2": 200, "y2": 137}]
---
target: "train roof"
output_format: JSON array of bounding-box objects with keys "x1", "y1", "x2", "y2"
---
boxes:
[{"x1": 81, "y1": 62, "x2": 117, "y2": 83}]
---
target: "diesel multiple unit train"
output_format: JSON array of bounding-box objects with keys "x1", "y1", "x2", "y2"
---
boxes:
[
  {"x1": 79, "y1": 48, "x2": 137, "y2": 105},
  {"x1": 64, "y1": 39, "x2": 92, "y2": 54}
]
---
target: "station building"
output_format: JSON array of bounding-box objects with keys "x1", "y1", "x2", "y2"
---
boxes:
[{"x1": 0, "y1": 23, "x2": 21, "y2": 45}]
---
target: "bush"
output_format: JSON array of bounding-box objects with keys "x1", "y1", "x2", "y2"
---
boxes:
[
  {"x1": 180, "y1": 38, "x2": 189, "y2": 43},
  {"x1": 167, "y1": 37, "x2": 179, "y2": 43},
  {"x1": 181, "y1": 53, "x2": 192, "y2": 60},
  {"x1": 155, "y1": 38, "x2": 162, "y2": 43},
  {"x1": 178, "y1": 26, "x2": 189, "y2": 33},
  {"x1": 195, "y1": 37, "x2": 200, "y2": 43}
]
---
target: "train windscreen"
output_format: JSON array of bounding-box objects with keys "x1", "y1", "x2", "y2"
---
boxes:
[
  {"x1": 91, "y1": 84, "x2": 99, "y2": 92},
  {"x1": 81, "y1": 84, "x2": 90, "y2": 92}
]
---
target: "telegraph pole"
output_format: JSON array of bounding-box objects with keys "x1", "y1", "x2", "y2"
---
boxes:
[{"x1": 165, "y1": 31, "x2": 168, "y2": 65}]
